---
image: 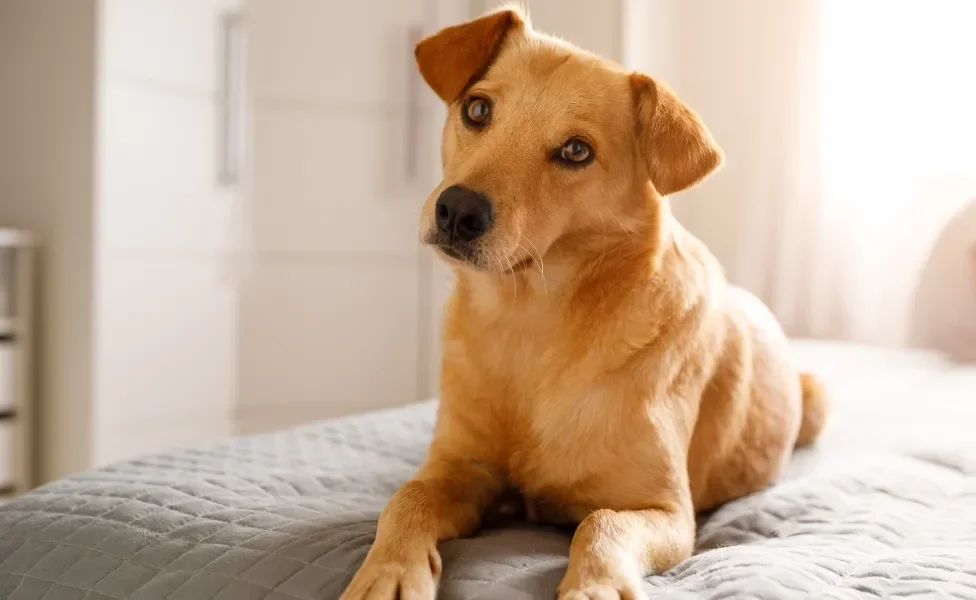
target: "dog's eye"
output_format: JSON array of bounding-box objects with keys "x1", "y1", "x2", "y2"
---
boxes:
[
  {"x1": 557, "y1": 139, "x2": 593, "y2": 166},
  {"x1": 462, "y1": 97, "x2": 491, "y2": 127}
]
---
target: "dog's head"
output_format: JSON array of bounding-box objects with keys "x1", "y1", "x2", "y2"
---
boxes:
[{"x1": 416, "y1": 6, "x2": 722, "y2": 272}]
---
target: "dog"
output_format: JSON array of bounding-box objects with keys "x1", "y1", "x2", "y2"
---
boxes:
[{"x1": 340, "y1": 6, "x2": 828, "y2": 600}]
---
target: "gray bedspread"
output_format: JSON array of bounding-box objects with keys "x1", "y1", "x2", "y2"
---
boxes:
[{"x1": 1, "y1": 340, "x2": 975, "y2": 599}]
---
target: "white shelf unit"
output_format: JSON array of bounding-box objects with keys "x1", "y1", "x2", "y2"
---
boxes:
[{"x1": 0, "y1": 229, "x2": 34, "y2": 496}]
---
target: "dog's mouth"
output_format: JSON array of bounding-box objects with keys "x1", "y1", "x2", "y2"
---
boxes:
[
  {"x1": 437, "y1": 245, "x2": 534, "y2": 274},
  {"x1": 437, "y1": 244, "x2": 469, "y2": 262},
  {"x1": 425, "y1": 231, "x2": 532, "y2": 273},
  {"x1": 426, "y1": 230, "x2": 477, "y2": 264}
]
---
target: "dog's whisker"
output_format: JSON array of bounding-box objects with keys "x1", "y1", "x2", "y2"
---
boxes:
[
  {"x1": 597, "y1": 210, "x2": 612, "y2": 268},
  {"x1": 508, "y1": 261, "x2": 517, "y2": 304},
  {"x1": 519, "y1": 237, "x2": 549, "y2": 295},
  {"x1": 491, "y1": 247, "x2": 517, "y2": 304},
  {"x1": 514, "y1": 242, "x2": 539, "y2": 295}
]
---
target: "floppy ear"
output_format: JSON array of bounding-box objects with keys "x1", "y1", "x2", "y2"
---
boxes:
[
  {"x1": 631, "y1": 73, "x2": 723, "y2": 196},
  {"x1": 415, "y1": 8, "x2": 525, "y2": 103}
]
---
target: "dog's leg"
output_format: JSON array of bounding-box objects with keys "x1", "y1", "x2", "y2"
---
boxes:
[
  {"x1": 340, "y1": 456, "x2": 503, "y2": 600},
  {"x1": 558, "y1": 503, "x2": 695, "y2": 600}
]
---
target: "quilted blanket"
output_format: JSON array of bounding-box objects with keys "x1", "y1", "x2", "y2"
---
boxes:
[{"x1": 1, "y1": 340, "x2": 975, "y2": 599}]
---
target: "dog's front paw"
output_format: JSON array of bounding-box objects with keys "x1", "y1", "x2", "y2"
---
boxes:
[
  {"x1": 558, "y1": 560, "x2": 647, "y2": 600},
  {"x1": 558, "y1": 577, "x2": 647, "y2": 600},
  {"x1": 339, "y1": 545, "x2": 441, "y2": 600}
]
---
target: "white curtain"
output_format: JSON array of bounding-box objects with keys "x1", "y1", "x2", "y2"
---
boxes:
[{"x1": 635, "y1": 0, "x2": 976, "y2": 347}]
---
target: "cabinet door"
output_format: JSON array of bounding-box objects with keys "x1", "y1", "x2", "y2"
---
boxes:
[
  {"x1": 237, "y1": 260, "x2": 422, "y2": 431},
  {"x1": 98, "y1": 0, "x2": 243, "y2": 253},
  {"x1": 94, "y1": 0, "x2": 244, "y2": 465},
  {"x1": 248, "y1": 0, "x2": 441, "y2": 256},
  {"x1": 239, "y1": 0, "x2": 454, "y2": 431}
]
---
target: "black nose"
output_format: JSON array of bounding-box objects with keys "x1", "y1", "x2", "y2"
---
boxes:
[{"x1": 435, "y1": 185, "x2": 493, "y2": 243}]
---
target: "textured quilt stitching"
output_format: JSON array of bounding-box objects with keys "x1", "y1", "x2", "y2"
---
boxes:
[
  {"x1": 1, "y1": 541, "x2": 328, "y2": 600},
  {"x1": 4, "y1": 391, "x2": 976, "y2": 599},
  {"x1": 0, "y1": 532, "x2": 351, "y2": 595},
  {"x1": 3, "y1": 496, "x2": 361, "y2": 536},
  {"x1": 4, "y1": 573, "x2": 121, "y2": 600}
]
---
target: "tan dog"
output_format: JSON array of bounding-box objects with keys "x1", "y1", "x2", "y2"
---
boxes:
[{"x1": 341, "y1": 7, "x2": 828, "y2": 600}]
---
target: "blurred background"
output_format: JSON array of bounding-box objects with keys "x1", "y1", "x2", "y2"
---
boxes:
[{"x1": 0, "y1": 0, "x2": 973, "y2": 491}]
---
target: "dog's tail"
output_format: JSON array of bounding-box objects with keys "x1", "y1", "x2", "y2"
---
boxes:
[{"x1": 795, "y1": 373, "x2": 829, "y2": 447}]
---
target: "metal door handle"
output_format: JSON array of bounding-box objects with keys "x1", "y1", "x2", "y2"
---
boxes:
[
  {"x1": 219, "y1": 9, "x2": 247, "y2": 186},
  {"x1": 406, "y1": 25, "x2": 424, "y2": 181}
]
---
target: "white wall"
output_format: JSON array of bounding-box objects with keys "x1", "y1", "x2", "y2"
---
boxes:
[{"x1": 0, "y1": 0, "x2": 99, "y2": 481}]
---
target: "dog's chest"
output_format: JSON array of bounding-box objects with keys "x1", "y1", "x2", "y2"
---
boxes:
[
  {"x1": 504, "y1": 387, "x2": 651, "y2": 515},
  {"x1": 456, "y1": 302, "x2": 660, "y2": 514},
  {"x1": 462, "y1": 315, "x2": 568, "y2": 407}
]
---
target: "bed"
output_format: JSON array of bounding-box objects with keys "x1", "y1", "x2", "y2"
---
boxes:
[{"x1": 1, "y1": 340, "x2": 975, "y2": 599}]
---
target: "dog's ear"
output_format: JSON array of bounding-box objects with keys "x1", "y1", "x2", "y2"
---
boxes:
[
  {"x1": 631, "y1": 73, "x2": 723, "y2": 196},
  {"x1": 415, "y1": 8, "x2": 525, "y2": 103}
]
